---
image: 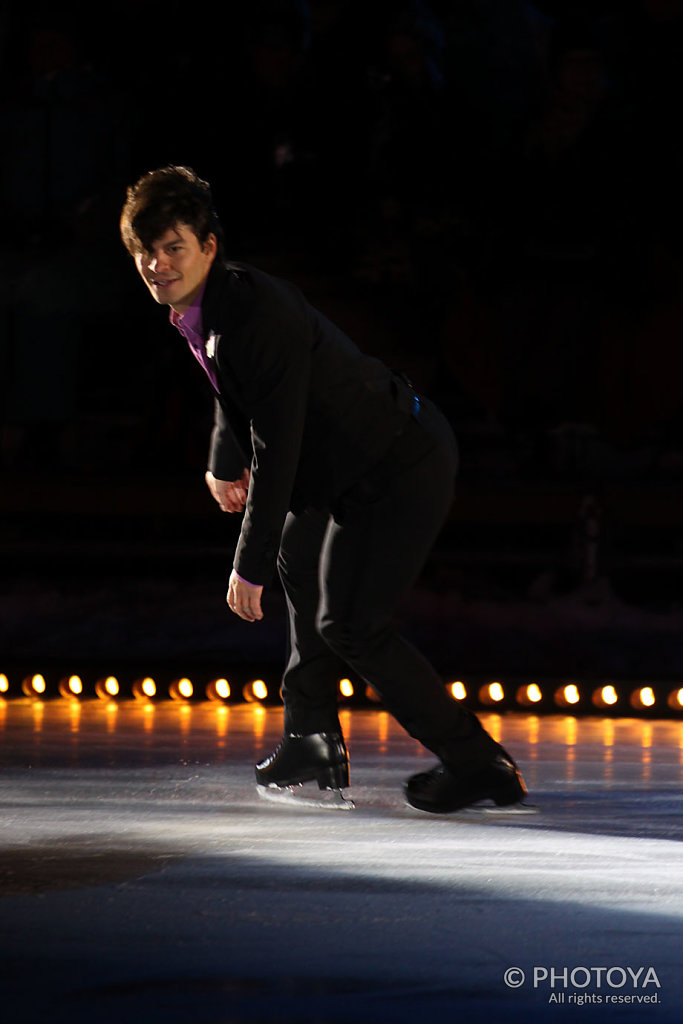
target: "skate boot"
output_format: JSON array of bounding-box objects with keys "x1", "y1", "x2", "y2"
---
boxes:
[
  {"x1": 405, "y1": 747, "x2": 536, "y2": 815},
  {"x1": 255, "y1": 731, "x2": 354, "y2": 810}
]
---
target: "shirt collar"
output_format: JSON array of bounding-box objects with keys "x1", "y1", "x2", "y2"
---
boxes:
[{"x1": 169, "y1": 278, "x2": 208, "y2": 333}]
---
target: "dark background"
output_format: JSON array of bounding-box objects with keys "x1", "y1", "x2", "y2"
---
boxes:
[{"x1": 1, "y1": 0, "x2": 682, "y2": 681}]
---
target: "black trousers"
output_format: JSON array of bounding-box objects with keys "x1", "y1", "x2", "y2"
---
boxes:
[{"x1": 276, "y1": 400, "x2": 500, "y2": 773}]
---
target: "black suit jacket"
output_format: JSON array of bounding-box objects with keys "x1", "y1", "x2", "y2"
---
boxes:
[{"x1": 200, "y1": 261, "x2": 416, "y2": 583}]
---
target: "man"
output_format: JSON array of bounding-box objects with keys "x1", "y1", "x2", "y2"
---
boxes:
[{"x1": 120, "y1": 165, "x2": 529, "y2": 813}]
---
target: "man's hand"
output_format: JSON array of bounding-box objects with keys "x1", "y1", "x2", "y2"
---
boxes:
[
  {"x1": 227, "y1": 569, "x2": 264, "y2": 622},
  {"x1": 205, "y1": 468, "x2": 250, "y2": 512}
]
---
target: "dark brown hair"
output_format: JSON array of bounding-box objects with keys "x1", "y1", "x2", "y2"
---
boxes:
[{"x1": 120, "y1": 165, "x2": 225, "y2": 259}]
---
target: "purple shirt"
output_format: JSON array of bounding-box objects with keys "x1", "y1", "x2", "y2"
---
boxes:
[{"x1": 169, "y1": 281, "x2": 219, "y2": 392}]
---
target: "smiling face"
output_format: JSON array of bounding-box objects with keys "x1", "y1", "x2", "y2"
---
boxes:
[{"x1": 135, "y1": 223, "x2": 217, "y2": 314}]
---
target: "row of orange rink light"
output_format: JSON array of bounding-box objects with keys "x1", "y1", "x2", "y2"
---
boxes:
[{"x1": 2, "y1": 670, "x2": 683, "y2": 716}]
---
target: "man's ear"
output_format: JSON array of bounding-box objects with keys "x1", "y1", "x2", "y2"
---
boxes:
[{"x1": 203, "y1": 232, "x2": 218, "y2": 259}]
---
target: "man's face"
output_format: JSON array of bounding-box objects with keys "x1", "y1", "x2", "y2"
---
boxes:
[{"x1": 135, "y1": 223, "x2": 216, "y2": 314}]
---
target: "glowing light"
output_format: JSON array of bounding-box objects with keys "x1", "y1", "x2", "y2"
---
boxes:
[
  {"x1": 133, "y1": 677, "x2": 157, "y2": 701},
  {"x1": 22, "y1": 674, "x2": 46, "y2": 697},
  {"x1": 478, "y1": 681, "x2": 505, "y2": 705},
  {"x1": 563, "y1": 715, "x2": 578, "y2": 746},
  {"x1": 69, "y1": 700, "x2": 81, "y2": 732},
  {"x1": 600, "y1": 685, "x2": 618, "y2": 706},
  {"x1": 526, "y1": 715, "x2": 540, "y2": 747},
  {"x1": 631, "y1": 686, "x2": 656, "y2": 710},
  {"x1": 602, "y1": 718, "x2": 615, "y2": 751},
  {"x1": 243, "y1": 679, "x2": 268, "y2": 702},
  {"x1": 377, "y1": 710, "x2": 389, "y2": 751},
  {"x1": 591, "y1": 683, "x2": 619, "y2": 709},
  {"x1": 215, "y1": 678, "x2": 230, "y2": 699},
  {"x1": 207, "y1": 678, "x2": 231, "y2": 701},
  {"x1": 32, "y1": 700, "x2": 44, "y2": 732},
  {"x1": 481, "y1": 684, "x2": 507, "y2": 708},
  {"x1": 251, "y1": 701, "x2": 266, "y2": 746},
  {"x1": 450, "y1": 681, "x2": 467, "y2": 701},
  {"x1": 556, "y1": 683, "x2": 581, "y2": 707},
  {"x1": 215, "y1": 704, "x2": 229, "y2": 745},
  {"x1": 517, "y1": 683, "x2": 543, "y2": 705},
  {"x1": 668, "y1": 688, "x2": 683, "y2": 710},
  {"x1": 485, "y1": 713, "x2": 502, "y2": 743},
  {"x1": 0, "y1": 674, "x2": 9, "y2": 694},
  {"x1": 339, "y1": 707, "x2": 353, "y2": 740},
  {"x1": 339, "y1": 678, "x2": 354, "y2": 698},
  {"x1": 59, "y1": 675, "x2": 83, "y2": 699},
  {"x1": 96, "y1": 676, "x2": 120, "y2": 700},
  {"x1": 170, "y1": 677, "x2": 194, "y2": 700}
]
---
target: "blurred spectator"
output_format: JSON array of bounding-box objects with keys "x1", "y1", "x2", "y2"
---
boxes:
[
  {"x1": 434, "y1": 13, "x2": 630, "y2": 434},
  {"x1": 0, "y1": 9, "x2": 130, "y2": 470},
  {"x1": 0, "y1": 0, "x2": 681, "y2": 482}
]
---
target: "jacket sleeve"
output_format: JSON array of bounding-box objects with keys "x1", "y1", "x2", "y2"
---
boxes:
[
  {"x1": 218, "y1": 298, "x2": 312, "y2": 584},
  {"x1": 208, "y1": 398, "x2": 249, "y2": 481}
]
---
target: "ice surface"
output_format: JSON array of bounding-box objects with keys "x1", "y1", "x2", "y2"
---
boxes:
[{"x1": 0, "y1": 702, "x2": 681, "y2": 1023}]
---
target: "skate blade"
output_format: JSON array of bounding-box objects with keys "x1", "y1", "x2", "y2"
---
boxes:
[
  {"x1": 257, "y1": 783, "x2": 355, "y2": 811},
  {"x1": 458, "y1": 801, "x2": 539, "y2": 816}
]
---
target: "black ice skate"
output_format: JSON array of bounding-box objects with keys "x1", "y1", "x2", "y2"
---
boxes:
[
  {"x1": 255, "y1": 731, "x2": 354, "y2": 810},
  {"x1": 405, "y1": 749, "x2": 537, "y2": 815}
]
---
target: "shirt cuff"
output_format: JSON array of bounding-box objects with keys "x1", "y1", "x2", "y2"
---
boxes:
[{"x1": 233, "y1": 570, "x2": 261, "y2": 588}]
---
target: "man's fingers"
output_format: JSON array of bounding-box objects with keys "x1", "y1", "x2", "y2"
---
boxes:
[
  {"x1": 222, "y1": 486, "x2": 247, "y2": 512},
  {"x1": 227, "y1": 572, "x2": 264, "y2": 622},
  {"x1": 219, "y1": 490, "x2": 245, "y2": 512},
  {"x1": 212, "y1": 480, "x2": 247, "y2": 512},
  {"x1": 206, "y1": 471, "x2": 249, "y2": 512},
  {"x1": 229, "y1": 591, "x2": 262, "y2": 621}
]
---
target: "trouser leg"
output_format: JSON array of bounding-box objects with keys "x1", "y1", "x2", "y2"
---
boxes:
[
  {"x1": 276, "y1": 402, "x2": 499, "y2": 774},
  {"x1": 317, "y1": 409, "x2": 500, "y2": 773},
  {"x1": 277, "y1": 507, "x2": 344, "y2": 735}
]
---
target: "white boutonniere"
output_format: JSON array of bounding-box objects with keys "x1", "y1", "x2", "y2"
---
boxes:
[{"x1": 206, "y1": 331, "x2": 220, "y2": 359}]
